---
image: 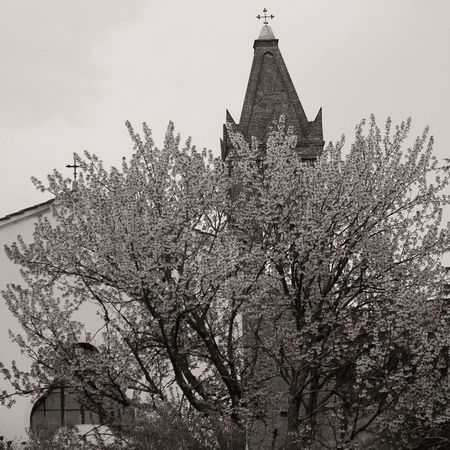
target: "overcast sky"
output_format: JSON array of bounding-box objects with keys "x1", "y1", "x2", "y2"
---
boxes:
[{"x1": 0, "y1": 0, "x2": 449, "y2": 218}]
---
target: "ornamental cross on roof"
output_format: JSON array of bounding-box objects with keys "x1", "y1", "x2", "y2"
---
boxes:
[
  {"x1": 256, "y1": 8, "x2": 274, "y2": 25},
  {"x1": 66, "y1": 155, "x2": 80, "y2": 182}
]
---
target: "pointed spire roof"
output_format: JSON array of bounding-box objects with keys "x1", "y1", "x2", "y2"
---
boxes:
[{"x1": 222, "y1": 24, "x2": 324, "y2": 161}]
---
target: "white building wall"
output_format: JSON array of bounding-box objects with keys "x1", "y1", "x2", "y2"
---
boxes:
[{"x1": 0, "y1": 204, "x2": 53, "y2": 440}]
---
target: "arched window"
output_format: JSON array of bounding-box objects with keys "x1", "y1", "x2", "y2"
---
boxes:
[
  {"x1": 30, "y1": 343, "x2": 102, "y2": 429},
  {"x1": 30, "y1": 385, "x2": 100, "y2": 428}
]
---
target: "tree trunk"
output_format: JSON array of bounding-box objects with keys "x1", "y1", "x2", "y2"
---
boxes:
[{"x1": 285, "y1": 394, "x2": 301, "y2": 450}]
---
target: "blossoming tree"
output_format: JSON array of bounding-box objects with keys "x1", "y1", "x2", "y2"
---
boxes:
[{"x1": 1, "y1": 117, "x2": 449, "y2": 449}]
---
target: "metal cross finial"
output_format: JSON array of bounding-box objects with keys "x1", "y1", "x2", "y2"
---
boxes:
[
  {"x1": 256, "y1": 8, "x2": 274, "y2": 25},
  {"x1": 66, "y1": 155, "x2": 80, "y2": 182}
]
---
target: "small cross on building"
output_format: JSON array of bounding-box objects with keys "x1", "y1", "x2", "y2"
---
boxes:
[
  {"x1": 256, "y1": 8, "x2": 274, "y2": 25},
  {"x1": 66, "y1": 156, "x2": 80, "y2": 182}
]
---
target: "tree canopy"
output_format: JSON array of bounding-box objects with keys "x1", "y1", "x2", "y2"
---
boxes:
[{"x1": 2, "y1": 116, "x2": 449, "y2": 449}]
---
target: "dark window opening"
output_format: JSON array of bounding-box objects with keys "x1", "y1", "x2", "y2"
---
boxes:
[{"x1": 30, "y1": 386, "x2": 100, "y2": 428}]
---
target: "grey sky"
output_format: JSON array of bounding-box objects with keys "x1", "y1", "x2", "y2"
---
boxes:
[{"x1": 0, "y1": 0, "x2": 449, "y2": 217}]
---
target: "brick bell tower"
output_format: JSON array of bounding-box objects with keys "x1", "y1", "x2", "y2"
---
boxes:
[
  {"x1": 221, "y1": 17, "x2": 325, "y2": 448},
  {"x1": 221, "y1": 22, "x2": 324, "y2": 163}
]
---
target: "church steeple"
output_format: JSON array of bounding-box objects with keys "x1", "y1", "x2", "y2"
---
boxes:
[{"x1": 222, "y1": 23, "x2": 324, "y2": 161}]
